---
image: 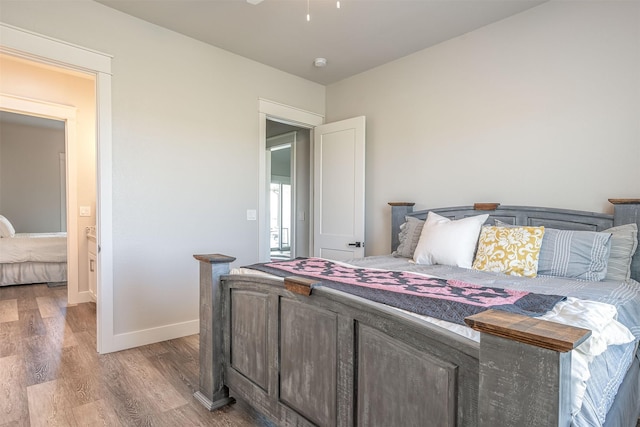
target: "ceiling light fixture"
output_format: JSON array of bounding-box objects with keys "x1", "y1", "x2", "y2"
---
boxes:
[
  {"x1": 247, "y1": 0, "x2": 341, "y2": 13},
  {"x1": 305, "y1": 0, "x2": 341, "y2": 22},
  {"x1": 314, "y1": 58, "x2": 327, "y2": 68}
]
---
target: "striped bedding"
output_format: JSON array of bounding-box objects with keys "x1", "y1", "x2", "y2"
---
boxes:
[{"x1": 343, "y1": 255, "x2": 640, "y2": 427}]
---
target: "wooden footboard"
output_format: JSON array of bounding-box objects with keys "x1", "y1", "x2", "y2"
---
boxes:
[{"x1": 194, "y1": 254, "x2": 591, "y2": 427}]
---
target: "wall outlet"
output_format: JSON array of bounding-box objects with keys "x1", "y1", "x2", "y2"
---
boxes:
[
  {"x1": 246, "y1": 209, "x2": 257, "y2": 221},
  {"x1": 79, "y1": 206, "x2": 91, "y2": 217}
]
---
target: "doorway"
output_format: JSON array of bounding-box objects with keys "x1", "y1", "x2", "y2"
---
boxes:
[
  {"x1": 266, "y1": 121, "x2": 311, "y2": 261},
  {"x1": 0, "y1": 93, "x2": 85, "y2": 302},
  {"x1": 1, "y1": 23, "x2": 114, "y2": 353},
  {"x1": 268, "y1": 141, "x2": 292, "y2": 260},
  {"x1": 258, "y1": 100, "x2": 370, "y2": 263}
]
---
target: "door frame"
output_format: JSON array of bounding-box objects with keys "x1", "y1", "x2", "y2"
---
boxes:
[
  {"x1": 59, "y1": 152, "x2": 67, "y2": 231},
  {"x1": 1, "y1": 23, "x2": 115, "y2": 354},
  {"x1": 0, "y1": 94, "x2": 80, "y2": 301},
  {"x1": 258, "y1": 99, "x2": 323, "y2": 262}
]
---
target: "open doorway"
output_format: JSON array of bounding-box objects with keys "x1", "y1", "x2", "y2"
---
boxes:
[
  {"x1": 266, "y1": 120, "x2": 311, "y2": 260},
  {"x1": 259, "y1": 102, "x2": 365, "y2": 262},
  {"x1": 2, "y1": 24, "x2": 114, "y2": 353},
  {"x1": 0, "y1": 56, "x2": 98, "y2": 338},
  {"x1": 268, "y1": 141, "x2": 292, "y2": 260}
]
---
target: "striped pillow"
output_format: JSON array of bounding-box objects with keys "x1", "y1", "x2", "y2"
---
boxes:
[
  {"x1": 603, "y1": 223, "x2": 637, "y2": 282},
  {"x1": 537, "y1": 229, "x2": 612, "y2": 281}
]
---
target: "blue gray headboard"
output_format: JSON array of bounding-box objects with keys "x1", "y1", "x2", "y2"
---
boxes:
[{"x1": 389, "y1": 199, "x2": 640, "y2": 282}]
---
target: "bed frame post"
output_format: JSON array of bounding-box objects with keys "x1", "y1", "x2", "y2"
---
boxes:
[
  {"x1": 610, "y1": 199, "x2": 640, "y2": 282},
  {"x1": 388, "y1": 202, "x2": 415, "y2": 252},
  {"x1": 193, "y1": 253, "x2": 236, "y2": 411},
  {"x1": 466, "y1": 310, "x2": 591, "y2": 427}
]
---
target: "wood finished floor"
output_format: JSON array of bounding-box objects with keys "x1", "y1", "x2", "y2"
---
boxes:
[{"x1": 0, "y1": 283, "x2": 274, "y2": 427}]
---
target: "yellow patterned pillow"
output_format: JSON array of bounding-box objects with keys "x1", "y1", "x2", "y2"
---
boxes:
[{"x1": 472, "y1": 226, "x2": 545, "y2": 277}]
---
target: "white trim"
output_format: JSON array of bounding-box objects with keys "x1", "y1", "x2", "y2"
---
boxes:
[
  {"x1": 0, "y1": 23, "x2": 112, "y2": 74},
  {"x1": 95, "y1": 72, "x2": 114, "y2": 354},
  {"x1": 270, "y1": 174, "x2": 291, "y2": 185},
  {"x1": 290, "y1": 137, "x2": 297, "y2": 257},
  {"x1": 258, "y1": 98, "x2": 324, "y2": 127},
  {"x1": 0, "y1": 94, "x2": 83, "y2": 305},
  {"x1": 59, "y1": 153, "x2": 66, "y2": 231},
  {"x1": 111, "y1": 320, "x2": 199, "y2": 352},
  {"x1": 267, "y1": 131, "x2": 296, "y2": 148},
  {"x1": 0, "y1": 23, "x2": 116, "y2": 354},
  {"x1": 267, "y1": 131, "x2": 297, "y2": 257},
  {"x1": 258, "y1": 99, "x2": 324, "y2": 262}
]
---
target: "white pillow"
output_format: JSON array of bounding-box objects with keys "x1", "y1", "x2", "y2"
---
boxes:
[
  {"x1": 413, "y1": 211, "x2": 489, "y2": 268},
  {"x1": 0, "y1": 215, "x2": 16, "y2": 238}
]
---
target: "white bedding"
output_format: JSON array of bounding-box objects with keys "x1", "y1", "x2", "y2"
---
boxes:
[
  {"x1": 0, "y1": 261, "x2": 67, "y2": 286},
  {"x1": 0, "y1": 232, "x2": 67, "y2": 263}
]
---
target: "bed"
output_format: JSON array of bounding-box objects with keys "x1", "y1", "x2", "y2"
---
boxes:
[
  {"x1": 193, "y1": 199, "x2": 640, "y2": 427},
  {"x1": 0, "y1": 215, "x2": 67, "y2": 286}
]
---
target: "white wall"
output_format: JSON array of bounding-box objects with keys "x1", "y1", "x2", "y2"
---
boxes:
[
  {"x1": 0, "y1": 117, "x2": 65, "y2": 232},
  {"x1": 326, "y1": 1, "x2": 640, "y2": 256},
  {"x1": 0, "y1": 0, "x2": 325, "y2": 345}
]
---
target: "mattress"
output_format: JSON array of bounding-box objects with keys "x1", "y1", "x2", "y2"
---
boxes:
[{"x1": 0, "y1": 232, "x2": 67, "y2": 263}]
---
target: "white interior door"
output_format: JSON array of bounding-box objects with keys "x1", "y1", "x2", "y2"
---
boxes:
[{"x1": 313, "y1": 116, "x2": 365, "y2": 260}]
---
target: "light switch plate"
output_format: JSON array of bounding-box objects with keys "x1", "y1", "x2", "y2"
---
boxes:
[
  {"x1": 246, "y1": 209, "x2": 257, "y2": 221},
  {"x1": 80, "y1": 206, "x2": 91, "y2": 217}
]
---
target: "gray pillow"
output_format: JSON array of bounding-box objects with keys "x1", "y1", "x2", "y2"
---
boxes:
[
  {"x1": 393, "y1": 216, "x2": 424, "y2": 258},
  {"x1": 537, "y1": 228, "x2": 612, "y2": 281},
  {"x1": 603, "y1": 223, "x2": 638, "y2": 282}
]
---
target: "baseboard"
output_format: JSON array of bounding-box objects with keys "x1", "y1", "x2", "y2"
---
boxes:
[
  {"x1": 110, "y1": 319, "x2": 199, "y2": 353},
  {"x1": 68, "y1": 290, "x2": 94, "y2": 305}
]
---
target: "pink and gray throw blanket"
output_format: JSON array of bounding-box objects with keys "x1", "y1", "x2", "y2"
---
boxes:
[{"x1": 244, "y1": 257, "x2": 565, "y2": 326}]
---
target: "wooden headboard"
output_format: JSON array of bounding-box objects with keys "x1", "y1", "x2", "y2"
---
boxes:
[{"x1": 389, "y1": 199, "x2": 640, "y2": 282}]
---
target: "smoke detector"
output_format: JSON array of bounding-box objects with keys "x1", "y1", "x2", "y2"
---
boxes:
[{"x1": 314, "y1": 58, "x2": 327, "y2": 68}]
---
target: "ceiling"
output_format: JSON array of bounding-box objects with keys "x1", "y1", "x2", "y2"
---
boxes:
[{"x1": 96, "y1": 0, "x2": 545, "y2": 85}]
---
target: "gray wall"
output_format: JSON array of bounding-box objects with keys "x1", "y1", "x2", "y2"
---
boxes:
[
  {"x1": 326, "y1": 1, "x2": 640, "y2": 256},
  {"x1": 0, "y1": 112, "x2": 65, "y2": 233},
  {"x1": 270, "y1": 147, "x2": 291, "y2": 180}
]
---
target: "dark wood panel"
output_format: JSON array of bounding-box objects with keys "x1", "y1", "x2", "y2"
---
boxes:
[
  {"x1": 230, "y1": 290, "x2": 269, "y2": 390},
  {"x1": 477, "y1": 333, "x2": 570, "y2": 426},
  {"x1": 357, "y1": 323, "x2": 457, "y2": 427},
  {"x1": 280, "y1": 298, "x2": 337, "y2": 426},
  {"x1": 465, "y1": 309, "x2": 590, "y2": 352}
]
